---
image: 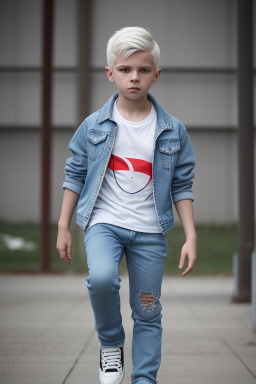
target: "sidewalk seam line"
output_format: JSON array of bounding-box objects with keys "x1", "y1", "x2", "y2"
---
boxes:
[
  {"x1": 223, "y1": 339, "x2": 256, "y2": 380},
  {"x1": 62, "y1": 330, "x2": 94, "y2": 384}
]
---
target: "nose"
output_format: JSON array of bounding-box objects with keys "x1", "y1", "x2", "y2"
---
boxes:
[{"x1": 130, "y1": 70, "x2": 140, "y2": 83}]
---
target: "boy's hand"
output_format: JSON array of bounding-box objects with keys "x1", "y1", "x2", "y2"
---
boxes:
[
  {"x1": 56, "y1": 227, "x2": 72, "y2": 265},
  {"x1": 178, "y1": 237, "x2": 197, "y2": 276}
]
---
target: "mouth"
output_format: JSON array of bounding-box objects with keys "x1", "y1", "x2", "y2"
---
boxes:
[{"x1": 128, "y1": 87, "x2": 141, "y2": 91}]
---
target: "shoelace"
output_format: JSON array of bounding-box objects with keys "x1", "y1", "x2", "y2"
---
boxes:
[{"x1": 101, "y1": 348, "x2": 122, "y2": 373}]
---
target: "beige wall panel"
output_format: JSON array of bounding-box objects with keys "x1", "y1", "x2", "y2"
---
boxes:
[
  {"x1": 188, "y1": 131, "x2": 238, "y2": 224},
  {"x1": 90, "y1": 72, "x2": 237, "y2": 127},
  {"x1": 0, "y1": 0, "x2": 79, "y2": 67},
  {"x1": 0, "y1": 72, "x2": 78, "y2": 126},
  {"x1": 0, "y1": 0, "x2": 42, "y2": 66},
  {"x1": 91, "y1": 0, "x2": 236, "y2": 68},
  {"x1": 89, "y1": 72, "x2": 115, "y2": 113},
  {"x1": 0, "y1": 132, "x2": 41, "y2": 222},
  {"x1": 0, "y1": 73, "x2": 41, "y2": 126},
  {"x1": 150, "y1": 73, "x2": 237, "y2": 127},
  {"x1": 0, "y1": 131, "x2": 73, "y2": 223},
  {"x1": 52, "y1": 72, "x2": 78, "y2": 126},
  {"x1": 53, "y1": 0, "x2": 79, "y2": 67}
]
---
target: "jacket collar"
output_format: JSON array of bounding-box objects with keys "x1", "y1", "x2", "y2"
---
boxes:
[{"x1": 96, "y1": 92, "x2": 173, "y2": 132}]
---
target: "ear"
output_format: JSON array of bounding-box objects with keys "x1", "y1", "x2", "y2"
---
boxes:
[
  {"x1": 153, "y1": 68, "x2": 161, "y2": 84},
  {"x1": 105, "y1": 67, "x2": 115, "y2": 83}
]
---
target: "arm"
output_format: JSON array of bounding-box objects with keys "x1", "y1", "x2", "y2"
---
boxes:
[
  {"x1": 57, "y1": 120, "x2": 88, "y2": 265},
  {"x1": 62, "y1": 121, "x2": 88, "y2": 194},
  {"x1": 56, "y1": 188, "x2": 79, "y2": 265},
  {"x1": 171, "y1": 128, "x2": 195, "y2": 204},
  {"x1": 175, "y1": 199, "x2": 197, "y2": 276}
]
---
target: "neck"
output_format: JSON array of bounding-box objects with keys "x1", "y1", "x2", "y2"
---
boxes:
[{"x1": 116, "y1": 94, "x2": 151, "y2": 122}]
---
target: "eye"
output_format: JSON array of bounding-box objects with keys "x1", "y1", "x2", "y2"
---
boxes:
[
  {"x1": 120, "y1": 68, "x2": 129, "y2": 73},
  {"x1": 141, "y1": 68, "x2": 149, "y2": 73}
]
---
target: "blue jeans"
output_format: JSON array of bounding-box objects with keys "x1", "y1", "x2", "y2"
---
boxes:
[{"x1": 84, "y1": 223, "x2": 167, "y2": 384}]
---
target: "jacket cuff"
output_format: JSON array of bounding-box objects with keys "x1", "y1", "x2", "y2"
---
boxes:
[
  {"x1": 62, "y1": 180, "x2": 83, "y2": 195},
  {"x1": 172, "y1": 191, "x2": 194, "y2": 204}
]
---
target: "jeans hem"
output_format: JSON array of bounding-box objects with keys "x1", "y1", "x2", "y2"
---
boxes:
[
  {"x1": 131, "y1": 379, "x2": 156, "y2": 384},
  {"x1": 101, "y1": 338, "x2": 125, "y2": 349}
]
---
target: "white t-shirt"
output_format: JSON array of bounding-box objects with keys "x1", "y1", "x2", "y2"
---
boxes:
[{"x1": 88, "y1": 101, "x2": 161, "y2": 233}]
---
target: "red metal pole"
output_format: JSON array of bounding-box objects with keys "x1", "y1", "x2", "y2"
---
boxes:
[{"x1": 41, "y1": 0, "x2": 54, "y2": 272}]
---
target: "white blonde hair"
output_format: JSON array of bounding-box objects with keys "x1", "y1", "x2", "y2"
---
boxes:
[{"x1": 106, "y1": 26, "x2": 160, "y2": 70}]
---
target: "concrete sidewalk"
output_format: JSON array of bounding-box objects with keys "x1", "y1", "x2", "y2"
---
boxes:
[{"x1": 0, "y1": 274, "x2": 255, "y2": 384}]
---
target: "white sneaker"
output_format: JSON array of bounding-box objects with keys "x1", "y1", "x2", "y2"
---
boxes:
[{"x1": 99, "y1": 346, "x2": 124, "y2": 384}]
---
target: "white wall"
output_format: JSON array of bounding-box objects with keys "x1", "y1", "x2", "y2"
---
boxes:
[
  {"x1": 0, "y1": 0, "x2": 255, "y2": 224},
  {"x1": 190, "y1": 131, "x2": 238, "y2": 224},
  {"x1": 91, "y1": 0, "x2": 237, "y2": 68},
  {"x1": 0, "y1": 0, "x2": 79, "y2": 223}
]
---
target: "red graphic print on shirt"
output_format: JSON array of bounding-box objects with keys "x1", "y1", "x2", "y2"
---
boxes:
[{"x1": 108, "y1": 154, "x2": 152, "y2": 194}]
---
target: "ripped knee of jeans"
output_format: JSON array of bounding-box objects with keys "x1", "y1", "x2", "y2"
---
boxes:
[{"x1": 140, "y1": 292, "x2": 156, "y2": 310}]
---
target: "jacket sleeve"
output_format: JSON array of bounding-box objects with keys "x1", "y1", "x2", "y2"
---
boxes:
[
  {"x1": 171, "y1": 128, "x2": 195, "y2": 203},
  {"x1": 62, "y1": 120, "x2": 88, "y2": 195}
]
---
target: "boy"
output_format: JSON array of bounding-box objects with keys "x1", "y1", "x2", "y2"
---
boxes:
[{"x1": 57, "y1": 27, "x2": 197, "y2": 384}]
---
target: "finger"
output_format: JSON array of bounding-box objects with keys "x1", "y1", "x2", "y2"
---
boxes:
[
  {"x1": 67, "y1": 244, "x2": 72, "y2": 260},
  {"x1": 63, "y1": 254, "x2": 71, "y2": 265},
  {"x1": 59, "y1": 248, "x2": 71, "y2": 265},
  {"x1": 182, "y1": 266, "x2": 191, "y2": 276},
  {"x1": 182, "y1": 258, "x2": 194, "y2": 276},
  {"x1": 179, "y1": 249, "x2": 187, "y2": 269}
]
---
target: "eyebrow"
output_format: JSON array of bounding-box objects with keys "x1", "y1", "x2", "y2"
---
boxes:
[{"x1": 116, "y1": 64, "x2": 153, "y2": 69}]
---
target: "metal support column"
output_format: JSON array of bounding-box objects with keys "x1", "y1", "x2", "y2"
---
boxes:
[
  {"x1": 71, "y1": 0, "x2": 92, "y2": 261},
  {"x1": 41, "y1": 0, "x2": 54, "y2": 272},
  {"x1": 79, "y1": 0, "x2": 92, "y2": 121},
  {"x1": 233, "y1": 0, "x2": 254, "y2": 302}
]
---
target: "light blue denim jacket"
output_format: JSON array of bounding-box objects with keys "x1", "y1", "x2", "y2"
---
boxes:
[{"x1": 63, "y1": 92, "x2": 195, "y2": 234}]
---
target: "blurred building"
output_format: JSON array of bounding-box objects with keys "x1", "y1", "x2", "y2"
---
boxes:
[{"x1": 0, "y1": 0, "x2": 255, "y2": 224}]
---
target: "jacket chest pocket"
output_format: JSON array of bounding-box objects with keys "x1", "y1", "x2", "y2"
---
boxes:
[
  {"x1": 87, "y1": 131, "x2": 108, "y2": 160},
  {"x1": 158, "y1": 140, "x2": 180, "y2": 171}
]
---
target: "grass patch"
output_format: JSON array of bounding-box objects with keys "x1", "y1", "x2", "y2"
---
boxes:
[
  {"x1": 164, "y1": 224, "x2": 237, "y2": 275},
  {"x1": 0, "y1": 224, "x2": 40, "y2": 272},
  {"x1": 0, "y1": 223, "x2": 237, "y2": 275}
]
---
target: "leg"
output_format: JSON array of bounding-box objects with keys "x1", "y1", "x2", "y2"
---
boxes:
[
  {"x1": 84, "y1": 223, "x2": 125, "y2": 347},
  {"x1": 125, "y1": 232, "x2": 167, "y2": 384}
]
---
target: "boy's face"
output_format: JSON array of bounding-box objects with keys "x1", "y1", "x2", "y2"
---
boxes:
[{"x1": 105, "y1": 51, "x2": 161, "y2": 102}]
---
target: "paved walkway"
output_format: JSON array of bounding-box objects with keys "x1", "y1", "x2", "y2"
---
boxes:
[{"x1": 0, "y1": 274, "x2": 256, "y2": 384}]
